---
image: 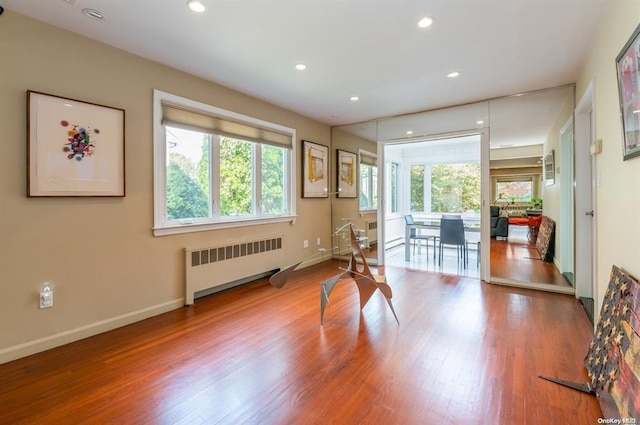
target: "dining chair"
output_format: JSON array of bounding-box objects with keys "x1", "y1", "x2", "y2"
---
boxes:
[
  {"x1": 438, "y1": 216, "x2": 467, "y2": 268},
  {"x1": 404, "y1": 214, "x2": 437, "y2": 259}
]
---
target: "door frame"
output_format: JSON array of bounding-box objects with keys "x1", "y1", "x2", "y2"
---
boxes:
[
  {"x1": 574, "y1": 81, "x2": 597, "y2": 321},
  {"x1": 377, "y1": 129, "x2": 490, "y2": 281},
  {"x1": 559, "y1": 116, "x2": 575, "y2": 281}
]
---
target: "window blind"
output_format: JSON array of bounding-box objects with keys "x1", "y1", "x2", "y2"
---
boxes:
[
  {"x1": 162, "y1": 102, "x2": 292, "y2": 148},
  {"x1": 496, "y1": 176, "x2": 533, "y2": 183},
  {"x1": 359, "y1": 152, "x2": 378, "y2": 166}
]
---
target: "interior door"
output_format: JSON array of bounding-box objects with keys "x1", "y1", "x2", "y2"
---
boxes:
[{"x1": 574, "y1": 83, "x2": 596, "y2": 321}]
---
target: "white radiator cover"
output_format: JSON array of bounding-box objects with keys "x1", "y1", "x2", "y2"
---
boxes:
[
  {"x1": 364, "y1": 220, "x2": 378, "y2": 247},
  {"x1": 184, "y1": 235, "x2": 284, "y2": 305}
]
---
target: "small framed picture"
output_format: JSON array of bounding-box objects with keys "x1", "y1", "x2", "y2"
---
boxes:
[
  {"x1": 336, "y1": 149, "x2": 357, "y2": 198},
  {"x1": 616, "y1": 23, "x2": 640, "y2": 160},
  {"x1": 544, "y1": 150, "x2": 555, "y2": 186},
  {"x1": 302, "y1": 140, "x2": 328, "y2": 198}
]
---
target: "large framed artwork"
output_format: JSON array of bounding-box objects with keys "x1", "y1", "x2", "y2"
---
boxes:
[
  {"x1": 302, "y1": 140, "x2": 328, "y2": 198},
  {"x1": 336, "y1": 149, "x2": 357, "y2": 198},
  {"x1": 616, "y1": 23, "x2": 640, "y2": 161},
  {"x1": 27, "y1": 90, "x2": 125, "y2": 197}
]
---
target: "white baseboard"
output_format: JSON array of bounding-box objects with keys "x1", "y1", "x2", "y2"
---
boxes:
[
  {"x1": 0, "y1": 299, "x2": 184, "y2": 365},
  {"x1": 490, "y1": 277, "x2": 575, "y2": 295}
]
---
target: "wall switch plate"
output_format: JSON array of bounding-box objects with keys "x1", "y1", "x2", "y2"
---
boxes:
[
  {"x1": 590, "y1": 139, "x2": 602, "y2": 155},
  {"x1": 303, "y1": 240, "x2": 309, "y2": 248}
]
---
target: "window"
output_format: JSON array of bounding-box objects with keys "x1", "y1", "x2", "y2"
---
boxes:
[
  {"x1": 359, "y1": 150, "x2": 377, "y2": 210},
  {"x1": 431, "y1": 163, "x2": 481, "y2": 213},
  {"x1": 389, "y1": 162, "x2": 399, "y2": 213},
  {"x1": 410, "y1": 164, "x2": 425, "y2": 212},
  {"x1": 153, "y1": 90, "x2": 296, "y2": 236},
  {"x1": 496, "y1": 178, "x2": 533, "y2": 202}
]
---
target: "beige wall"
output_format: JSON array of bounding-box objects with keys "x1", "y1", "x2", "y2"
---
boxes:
[
  {"x1": 0, "y1": 12, "x2": 331, "y2": 362},
  {"x1": 576, "y1": 0, "x2": 640, "y2": 317}
]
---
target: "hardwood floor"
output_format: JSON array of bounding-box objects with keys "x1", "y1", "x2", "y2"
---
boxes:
[
  {"x1": 0, "y1": 262, "x2": 600, "y2": 424},
  {"x1": 491, "y1": 225, "x2": 570, "y2": 286},
  {"x1": 382, "y1": 225, "x2": 567, "y2": 286}
]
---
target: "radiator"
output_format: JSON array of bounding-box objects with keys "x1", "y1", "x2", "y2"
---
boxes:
[
  {"x1": 184, "y1": 235, "x2": 284, "y2": 305},
  {"x1": 364, "y1": 220, "x2": 378, "y2": 247}
]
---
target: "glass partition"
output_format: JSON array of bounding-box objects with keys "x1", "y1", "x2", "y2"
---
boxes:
[
  {"x1": 331, "y1": 85, "x2": 575, "y2": 290},
  {"x1": 488, "y1": 86, "x2": 575, "y2": 288},
  {"x1": 330, "y1": 121, "x2": 379, "y2": 265}
]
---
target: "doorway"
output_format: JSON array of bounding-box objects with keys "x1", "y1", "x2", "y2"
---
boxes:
[
  {"x1": 574, "y1": 82, "x2": 597, "y2": 322},
  {"x1": 379, "y1": 131, "x2": 489, "y2": 280}
]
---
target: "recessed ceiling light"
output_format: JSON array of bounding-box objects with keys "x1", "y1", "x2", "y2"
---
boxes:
[
  {"x1": 447, "y1": 71, "x2": 460, "y2": 78},
  {"x1": 476, "y1": 120, "x2": 484, "y2": 125},
  {"x1": 295, "y1": 63, "x2": 307, "y2": 71},
  {"x1": 187, "y1": 0, "x2": 206, "y2": 13},
  {"x1": 417, "y1": 17, "x2": 433, "y2": 28},
  {"x1": 82, "y1": 8, "x2": 104, "y2": 20},
  {"x1": 349, "y1": 96, "x2": 359, "y2": 101},
  {"x1": 406, "y1": 130, "x2": 413, "y2": 135}
]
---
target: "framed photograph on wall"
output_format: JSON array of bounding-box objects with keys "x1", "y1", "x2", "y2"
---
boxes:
[
  {"x1": 544, "y1": 150, "x2": 555, "y2": 186},
  {"x1": 27, "y1": 90, "x2": 125, "y2": 197},
  {"x1": 616, "y1": 23, "x2": 640, "y2": 161},
  {"x1": 302, "y1": 140, "x2": 328, "y2": 197},
  {"x1": 336, "y1": 149, "x2": 357, "y2": 198}
]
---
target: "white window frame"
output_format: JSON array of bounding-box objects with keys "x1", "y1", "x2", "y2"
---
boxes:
[
  {"x1": 152, "y1": 90, "x2": 296, "y2": 236},
  {"x1": 495, "y1": 176, "x2": 534, "y2": 202},
  {"x1": 386, "y1": 161, "x2": 400, "y2": 214},
  {"x1": 358, "y1": 149, "x2": 378, "y2": 212}
]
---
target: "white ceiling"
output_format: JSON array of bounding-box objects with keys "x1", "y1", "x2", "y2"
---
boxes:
[{"x1": 2, "y1": 0, "x2": 609, "y2": 130}]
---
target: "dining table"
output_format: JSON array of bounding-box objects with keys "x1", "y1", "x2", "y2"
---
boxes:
[{"x1": 405, "y1": 216, "x2": 481, "y2": 261}]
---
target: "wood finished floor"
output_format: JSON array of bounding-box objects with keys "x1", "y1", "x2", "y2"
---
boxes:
[
  {"x1": 490, "y1": 225, "x2": 570, "y2": 286},
  {"x1": 385, "y1": 225, "x2": 569, "y2": 286},
  {"x1": 0, "y1": 262, "x2": 600, "y2": 424}
]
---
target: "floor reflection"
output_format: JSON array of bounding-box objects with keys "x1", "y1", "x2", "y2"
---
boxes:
[{"x1": 384, "y1": 243, "x2": 481, "y2": 279}]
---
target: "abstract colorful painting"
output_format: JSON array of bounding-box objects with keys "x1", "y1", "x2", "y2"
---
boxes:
[
  {"x1": 27, "y1": 91, "x2": 125, "y2": 197},
  {"x1": 535, "y1": 216, "x2": 555, "y2": 262},
  {"x1": 62, "y1": 122, "x2": 98, "y2": 161}
]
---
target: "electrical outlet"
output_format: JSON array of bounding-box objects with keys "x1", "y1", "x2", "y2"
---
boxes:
[
  {"x1": 303, "y1": 240, "x2": 309, "y2": 248},
  {"x1": 40, "y1": 285, "x2": 53, "y2": 309},
  {"x1": 317, "y1": 237, "x2": 321, "y2": 246}
]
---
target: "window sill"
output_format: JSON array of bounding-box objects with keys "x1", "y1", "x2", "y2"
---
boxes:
[{"x1": 153, "y1": 215, "x2": 296, "y2": 236}]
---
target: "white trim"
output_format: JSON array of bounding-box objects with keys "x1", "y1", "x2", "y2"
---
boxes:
[
  {"x1": 0, "y1": 299, "x2": 183, "y2": 365},
  {"x1": 490, "y1": 277, "x2": 575, "y2": 295},
  {"x1": 153, "y1": 215, "x2": 296, "y2": 236},
  {"x1": 574, "y1": 81, "x2": 596, "y2": 303}
]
